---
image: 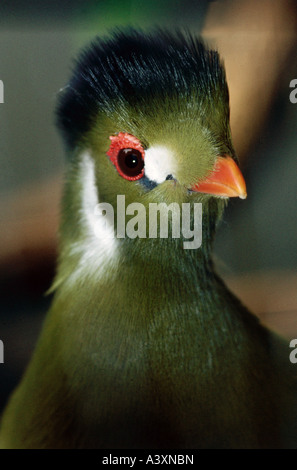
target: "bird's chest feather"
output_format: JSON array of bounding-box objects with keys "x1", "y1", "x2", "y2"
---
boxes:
[{"x1": 52, "y1": 269, "x2": 278, "y2": 448}]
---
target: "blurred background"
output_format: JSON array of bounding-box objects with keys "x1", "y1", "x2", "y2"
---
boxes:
[{"x1": 0, "y1": 0, "x2": 296, "y2": 412}]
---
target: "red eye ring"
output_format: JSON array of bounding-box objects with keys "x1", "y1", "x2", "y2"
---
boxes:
[{"x1": 107, "y1": 132, "x2": 145, "y2": 181}]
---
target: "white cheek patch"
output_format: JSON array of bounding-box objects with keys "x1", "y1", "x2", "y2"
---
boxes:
[
  {"x1": 144, "y1": 146, "x2": 176, "y2": 184},
  {"x1": 66, "y1": 151, "x2": 118, "y2": 285},
  {"x1": 80, "y1": 152, "x2": 116, "y2": 249}
]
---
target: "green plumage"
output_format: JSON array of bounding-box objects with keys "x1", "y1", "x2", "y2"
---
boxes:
[{"x1": 0, "y1": 29, "x2": 296, "y2": 449}]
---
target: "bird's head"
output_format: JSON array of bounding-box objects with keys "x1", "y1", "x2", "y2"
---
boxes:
[{"x1": 55, "y1": 29, "x2": 246, "y2": 284}]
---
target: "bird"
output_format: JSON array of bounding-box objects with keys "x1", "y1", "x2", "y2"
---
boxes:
[{"x1": 0, "y1": 28, "x2": 296, "y2": 449}]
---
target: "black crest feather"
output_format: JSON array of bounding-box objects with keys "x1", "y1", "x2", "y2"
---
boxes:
[{"x1": 57, "y1": 28, "x2": 228, "y2": 149}]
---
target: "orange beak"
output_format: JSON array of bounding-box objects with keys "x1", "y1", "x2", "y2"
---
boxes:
[{"x1": 191, "y1": 155, "x2": 247, "y2": 199}]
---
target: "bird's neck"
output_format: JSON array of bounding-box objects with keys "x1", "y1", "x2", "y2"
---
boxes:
[{"x1": 53, "y1": 206, "x2": 220, "y2": 298}]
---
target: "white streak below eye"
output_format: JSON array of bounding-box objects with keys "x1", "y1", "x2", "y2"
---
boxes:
[
  {"x1": 70, "y1": 152, "x2": 118, "y2": 282},
  {"x1": 144, "y1": 146, "x2": 176, "y2": 184},
  {"x1": 80, "y1": 152, "x2": 116, "y2": 248}
]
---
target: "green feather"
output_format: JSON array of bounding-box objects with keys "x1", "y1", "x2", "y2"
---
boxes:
[{"x1": 1, "y1": 28, "x2": 296, "y2": 450}]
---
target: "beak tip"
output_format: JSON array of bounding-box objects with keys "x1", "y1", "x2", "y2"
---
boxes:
[{"x1": 191, "y1": 155, "x2": 247, "y2": 200}]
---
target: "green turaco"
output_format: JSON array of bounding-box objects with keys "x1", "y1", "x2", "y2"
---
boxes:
[{"x1": 0, "y1": 29, "x2": 296, "y2": 449}]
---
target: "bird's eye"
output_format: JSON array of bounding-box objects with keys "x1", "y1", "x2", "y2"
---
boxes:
[
  {"x1": 117, "y1": 148, "x2": 144, "y2": 178},
  {"x1": 107, "y1": 132, "x2": 145, "y2": 181}
]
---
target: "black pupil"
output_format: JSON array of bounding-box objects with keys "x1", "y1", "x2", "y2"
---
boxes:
[
  {"x1": 125, "y1": 154, "x2": 138, "y2": 168},
  {"x1": 117, "y1": 148, "x2": 144, "y2": 178}
]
